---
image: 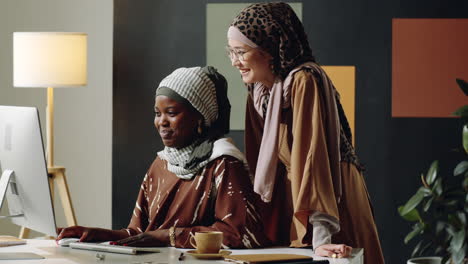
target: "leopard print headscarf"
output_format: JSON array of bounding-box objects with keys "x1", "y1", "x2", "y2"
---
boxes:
[{"x1": 230, "y1": 2, "x2": 316, "y2": 80}]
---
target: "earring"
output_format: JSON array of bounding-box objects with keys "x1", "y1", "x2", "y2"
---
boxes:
[
  {"x1": 197, "y1": 120, "x2": 203, "y2": 134},
  {"x1": 270, "y1": 60, "x2": 275, "y2": 74}
]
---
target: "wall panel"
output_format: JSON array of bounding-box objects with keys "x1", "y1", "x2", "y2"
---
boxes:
[{"x1": 113, "y1": 1, "x2": 468, "y2": 263}]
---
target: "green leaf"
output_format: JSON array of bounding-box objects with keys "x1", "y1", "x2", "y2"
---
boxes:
[
  {"x1": 423, "y1": 196, "x2": 434, "y2": 212},
  {"x1": 435, "y1": 246, "x2": 443, "y2": 254},
  {"x1": 456, "y1": 78, "x2": 468, "y2": 96},
  {"x1": 451, "y1": 244, "x2": 466, "y2": 264},
  {"x1": 400, "y1": 188, "x2": 425, "y2": 215},
  {"x1": 420, "y1": 187, "x2": 432, "y2": 197},
  {"x1": 419, "y1": 241, "x2": 432, "y2": 257},
  {"x1": 463, "y1": 177, "x2": 468, "y2": 189},
  {"x1": 411, "y1": 240, "x2": 422, "y2": 257},
  {"x1": 453, "y1": 105, "x2": 468, "y2": 117},
  {"x1": 456, "y1": 211, "x2": 466, "y2": 226},
  {"x1": 433, "y1": 178, "x2": 443, "y2": 196},
  {"x1": 463, "y1": 125, "x2": 468, "y2": 154},
  {"x1": 404, "y1": 222, "x2": 424, "y2": 244},
  {"x1": 446, "y1": 223, "x2": 456, "y2": 236},
  {"x1": 454, "y1": 161, "x2": 468, "y2": 176},
  {"x1": 450, "y1": 229, "x2": 465, "y2": 252},
  {"x1": 436, "y1": 221, "x2": 445, "y2": 235},
  {"x1": 398, "y1": 206, "x2": 421, "y2": 221},
  {"x1": 445, "y1": 200, "x2": 458, "y2": 207},
  {"x1": 443, "y1": 257, "x2": 451, "y2": 264},
  {"x1": 426, "y1": 160, "x2": 439, "y2": 185}
]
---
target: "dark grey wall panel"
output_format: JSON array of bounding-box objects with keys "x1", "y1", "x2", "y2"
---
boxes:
[
  {"x1": 112, "y1": 0, "x2": 207, "y2": 229},
  {"x1": 113, "y1": 1, "x2": 468, "y2": 263}
]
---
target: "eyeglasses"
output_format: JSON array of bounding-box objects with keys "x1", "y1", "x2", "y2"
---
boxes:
[{"x1": 225, "y1": 46, "x2": 255, "y2": 62}]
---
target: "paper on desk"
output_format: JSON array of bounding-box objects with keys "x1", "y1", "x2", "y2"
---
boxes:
[
  {"x1": 0, "y1": 236, "x2": 26, "y2": 247},
  {"x1": 0, "y1": 252, "x2": 44, "y2": 260}
]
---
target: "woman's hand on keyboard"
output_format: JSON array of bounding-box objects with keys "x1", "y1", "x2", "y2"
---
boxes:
[
  {"x1": 57, "y1": 226, "x2": 127, "y2": 243},
  {"x1": 112, "y1": 230, "x2": 167, "y2": 247}
]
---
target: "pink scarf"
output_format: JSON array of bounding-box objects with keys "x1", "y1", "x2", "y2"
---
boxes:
[{"x1": 251, "y1": 63, "x2": 342, "y2": 203}]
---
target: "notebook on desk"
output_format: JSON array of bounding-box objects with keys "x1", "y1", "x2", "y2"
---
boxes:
[
  {"x1": 223, "y1": 254, "x2": 321, "y2": 264},
  {"x1": 69, "y1": 242, "x2": 161, "y2": 255}
]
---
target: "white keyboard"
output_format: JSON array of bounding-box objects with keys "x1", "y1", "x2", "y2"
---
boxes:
[{"x1": 69, "y1": 242, "x2": 161, "y2": 255}]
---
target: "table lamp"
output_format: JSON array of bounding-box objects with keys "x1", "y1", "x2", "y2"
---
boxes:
[
  {"x1": 12, "y1": 32, "x2": 87, "y2": 237},
  {"x1": 13, "y1": 32, "x2": 87, "y2": 168}
]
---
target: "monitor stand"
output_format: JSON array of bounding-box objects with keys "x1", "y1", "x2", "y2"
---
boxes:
[
  {"x1": 0, "y1": 171, "x2": 43, "y2": 259},
  {"x1": 0, "y1": 168, "x2": 76, "y2": 239},
  {"x1": 0, "y1": 170, "x2": 25, "y2": 219}
]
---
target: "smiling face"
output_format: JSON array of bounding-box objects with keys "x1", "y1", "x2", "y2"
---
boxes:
[
  {"x1": 154, "y1": 95, "x2": 201, "y2": 148},
  {"x1": 228, "y1": 39, "x2": 276, "y2": 88}
]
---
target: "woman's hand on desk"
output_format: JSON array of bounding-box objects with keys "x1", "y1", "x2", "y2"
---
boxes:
[
  {"x1": 112, "y1": 230, "x2": 168, "y2": 247},
  {"x1": 315, "y1": 244, "x2": 352, "y2": 258}
]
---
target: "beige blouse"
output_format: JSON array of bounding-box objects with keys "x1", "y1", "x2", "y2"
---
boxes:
[{"x1": 245, "y1": 69, "x2": 385, "y2": 263}]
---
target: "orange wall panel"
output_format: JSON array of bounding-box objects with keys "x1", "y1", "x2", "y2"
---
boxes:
[
  {"x1": 392, "y1": 19, "x2": 468, "y2": 117},
  {"x1": 323, "y1": 66, "x2": 356, "y2": 144}
]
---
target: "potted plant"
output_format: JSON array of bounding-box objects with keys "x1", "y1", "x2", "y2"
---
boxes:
[{"x1": 398, "y1": 79, "x2": 468, "y2": 264}]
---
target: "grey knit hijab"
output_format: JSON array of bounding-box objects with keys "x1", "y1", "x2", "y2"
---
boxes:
[{"x1": 156, "y1": 66, "x2": 230, "y2": 179}]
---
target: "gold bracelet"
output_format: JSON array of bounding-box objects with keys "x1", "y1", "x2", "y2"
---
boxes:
[{"x1": 169, "y1": 226, "x2": 176, "y2": 247}]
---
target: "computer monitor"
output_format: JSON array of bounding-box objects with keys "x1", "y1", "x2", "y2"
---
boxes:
[{"x1": 0, "y1": 105, "x2": 57, "y2": 236}]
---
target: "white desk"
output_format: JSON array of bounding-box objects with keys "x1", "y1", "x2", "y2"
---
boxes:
[{"x1": 0, "y1": 239, "x2": 363, "y2": 264}]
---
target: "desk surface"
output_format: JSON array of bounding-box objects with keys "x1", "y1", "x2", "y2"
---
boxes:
[{"x1": 0, "y1": 239, "x2": 363, "y2": 264}]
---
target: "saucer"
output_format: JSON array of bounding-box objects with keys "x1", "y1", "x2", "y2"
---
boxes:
[{"x1": 186, "y1": 250, "x2": 231, "y2": 259}]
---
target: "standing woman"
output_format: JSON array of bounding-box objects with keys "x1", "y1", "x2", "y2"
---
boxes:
[{"x1": 227, "y1": 2, "x2": 384, "y2": 263}]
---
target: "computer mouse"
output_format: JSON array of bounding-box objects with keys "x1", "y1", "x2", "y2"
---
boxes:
[{"x1": 57, "y1": 237, "x2": 80, "y2": 247}]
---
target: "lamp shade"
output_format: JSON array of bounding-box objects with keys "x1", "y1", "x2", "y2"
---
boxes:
[{"x1": 13, "y1": 32, "x2": 87, "y2": 88}]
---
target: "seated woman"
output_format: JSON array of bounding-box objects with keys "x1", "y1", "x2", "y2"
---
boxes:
[{"x1": 57, "y1": 66, "x2": 270, "y2": 248}]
